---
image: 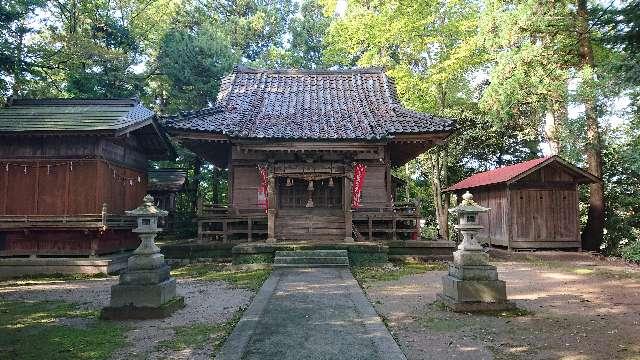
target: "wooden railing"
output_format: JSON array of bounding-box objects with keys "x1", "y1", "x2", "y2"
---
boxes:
[
  {"x1": 195, "y1": 200, "x2": 422, "y2": 243},
  {"x1": 0, "y1": 204, "x2": 136, "y2": 231},
  {"x1": 352, "y1": 201, "x2": 421, "y2": 241}
]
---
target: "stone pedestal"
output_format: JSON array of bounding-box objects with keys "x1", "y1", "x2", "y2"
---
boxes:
[
  {"x1": 101, "y1": 196, "x2": 184, "y2": 320},
  {"x1": 101, "y1": 236, "x2": 184, "y2": 319},
  {"x1": 438, "y1": 249, "x2": 515, "y2": 312}
]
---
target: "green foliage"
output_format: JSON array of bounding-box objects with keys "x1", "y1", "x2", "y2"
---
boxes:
[
  {"x1": 622, "y1": 242, "x2": 640, "y2": 263},
  {"x1": 155, "y1": 24, "x2": 237, "y2": 112},
  {"x1": 0, "y1": 300, "x2": 126, "y2": 360}
]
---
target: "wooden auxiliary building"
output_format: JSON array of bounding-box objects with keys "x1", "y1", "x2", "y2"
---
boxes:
[
  {"x1": 0, "y1": 99, "x2": 173, "y2": 258},
  {"x1": 445, "y1": 156, "x2": 599, "y2": 250},
  {"x1": 166, "y1": 67, "x2": 455, "y2": 245}
]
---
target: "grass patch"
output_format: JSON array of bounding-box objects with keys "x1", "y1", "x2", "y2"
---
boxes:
[
  {"x1": 159, "y1": 308, "x2": 245, "y2": 353},
  {"x1": 0, "y1": 273, "x2": 111, "y2": 288},
  {"x1": 171, "y1": 263, "x2": 271, "y2": 291},
  {"x1": 0, "y1": 300, "x2": 126, "y2": 360},
  {"x1": 352, "y1": 261, "x2": 447, "y2": 286},
  {"x1": 417, "y1": 316, "x2": 466, "y2": 332}
]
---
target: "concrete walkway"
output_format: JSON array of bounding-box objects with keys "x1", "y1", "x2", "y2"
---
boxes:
[{"x1": 217, "y1": 268, "x2": 406, "y2": 360}]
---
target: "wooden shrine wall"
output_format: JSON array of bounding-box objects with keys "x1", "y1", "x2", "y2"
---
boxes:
[
  {"x1": 0, "y1": 159, "x2": 147, "y2": 215},
  {"x1": 0, "y1": 136, "x2": 149, "y2": 216},
  {"x1": 473, "y1": 188, "x2": 509, "y2": 246}
]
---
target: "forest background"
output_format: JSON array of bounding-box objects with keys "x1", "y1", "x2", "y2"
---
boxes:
[{"x1": 1, "y1": 0, "x2": 638, "y2": 259}]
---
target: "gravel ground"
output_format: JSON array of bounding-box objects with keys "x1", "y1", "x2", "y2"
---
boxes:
[
  {"x1": 364, "y1": 251, "x2": 640, "y2": 360},
  {"x1": 0, "y1": 277, "x2": 253, "y2": 359}
]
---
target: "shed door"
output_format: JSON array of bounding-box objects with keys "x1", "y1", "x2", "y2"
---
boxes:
[
  {"x1": 512, "y1": 189, "x2": 554, "y2": 242},
  {"x1": 553, "y1": 189, "x2": 577, "y2": 242}
]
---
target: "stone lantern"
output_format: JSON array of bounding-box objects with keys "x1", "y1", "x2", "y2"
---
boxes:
[
  {"x1": 437, "y1": 191, "x2": 515, "y2": 312},
  {"x1": 101, "y1": 195, "x2": 184, "y2": 319}
]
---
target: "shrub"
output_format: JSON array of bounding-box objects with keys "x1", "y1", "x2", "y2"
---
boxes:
[{"x1": 621, "y1": 241, "x2": 640, "y2": 263}]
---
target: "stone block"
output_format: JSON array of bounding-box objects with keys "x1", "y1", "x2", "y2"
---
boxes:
[
  {"x1": 119, "y1": 265, "x2": 171, "y2": 285},
  {"x1": 127, "y1": 253, "x2": 166, "y2": 270},
  {"x1": 448, "y1": 264, "x2": 498, "y2": 281},
  {"x1": 441, "y1": 275, "x2": 507, "y2": 303},
  {"x1": 453, "y1": 250, "x2": 489, "y2": 266},
  {"x1": 110, "y1": 278, "x2": 177, "y2": 308}
]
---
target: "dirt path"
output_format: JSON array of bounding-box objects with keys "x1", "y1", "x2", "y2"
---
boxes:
[{"x1": 364, "y1": 252, "x2": 640, "y2": 360}]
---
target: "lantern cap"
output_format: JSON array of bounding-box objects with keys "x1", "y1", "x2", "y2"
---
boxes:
[
  {"x1": 126, "y1": 195, "x2": 168, "y2": 217},
  {"x1": 449, "y1": 191, "x2": 490, "y2": 215}
]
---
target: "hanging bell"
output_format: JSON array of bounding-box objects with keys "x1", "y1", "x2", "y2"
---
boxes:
[
  {"x1": 286, "y1": 177, "x2": 294, "y2": 187},
  {"x1": 328, "y1": 177, "x2": 334, "y2": 188},
  {"x1": 305, "y1": 195, "x2": 314, "y2": 208},
  {"x1": 307, "y1": 180, "x2": 314, "y2": 191}
]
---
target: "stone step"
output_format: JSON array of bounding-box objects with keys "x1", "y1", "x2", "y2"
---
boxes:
[
  {"x1": 273, "y1": 257, "x2": 349, "y2": 265},
  {"x1": 273, "y1": 249, "x2": 349, "y2": 268},
  {"x1": 272, "y1": 263, "x2": 349, "y2": 268},
  {"x1": 275, "y1": 250, "x2": 348, "y2": 257}
]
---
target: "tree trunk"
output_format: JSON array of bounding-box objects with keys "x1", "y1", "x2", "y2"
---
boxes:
[
  {"x1": 577, "y1": 0, "x2": 605, "y2": 251},
  {"x1": 426, "y1": 146, "x2": 449, "y2": 241},
  {"x1": 544, "y1": 110, "x2": 560, "y2": 155},
  {"x1": 10, "y1": 24, "x2": 25, "y2": 97},
  {"x1": 191, "y1": 158, "x2": 203, "y2": 214}
]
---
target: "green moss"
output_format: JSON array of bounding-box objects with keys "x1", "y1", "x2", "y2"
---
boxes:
[
  {"x1": 171, "y1": 263, "x2": 271, "y2": 291},
  {"x1": 417, "y1": 316, "x2": 466, "y2": 332},
  {"x1": 352, "y1": 261, "x2": 447, "y2": 286},
  {"x1": 159, "y1": 308, "x2": 244, "y2": 353},
  {"x1": 232, "y1": 253, "x2": 273, "y2": 265},
  {"x1": 0, "y1": 300, "x2": 126, "y2": 360}
]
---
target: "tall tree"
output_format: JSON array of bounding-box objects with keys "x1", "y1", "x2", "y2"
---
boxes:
[
  {"x1": 0, "y1": 0, "x2": 46, "y2": 100},
  {"x1": 576, "y1": 0, "x2": 605, "y2": 250},
  {"x1": 154, "y1": 24, "x2": 237, "y2": 113}
]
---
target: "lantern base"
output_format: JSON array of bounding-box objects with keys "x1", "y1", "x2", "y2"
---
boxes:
[
  {"x1": 101, "y1": 295, "x2": 185, "y2": 320},
  {"x1": 108, "y1": 278, "x2": 179, "y2": 308},
  {"x1": 438, "y1": 262, "x2": 515, "y2": 313}
]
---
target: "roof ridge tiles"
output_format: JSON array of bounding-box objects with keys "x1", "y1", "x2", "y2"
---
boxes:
[
  {"x1": 9, "y1": 98, "x2": 139, "y2": 107},
  {"x1": 233, "y1": 65, "x2": 385, "y2": 75}
]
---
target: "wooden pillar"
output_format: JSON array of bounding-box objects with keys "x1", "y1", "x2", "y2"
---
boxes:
[
  {"x1": 343, "y1": 172, "x2": 354, "y2": 243},
  {"x1": 266, "y1": 175, "x2": 277, "y2": 243}
]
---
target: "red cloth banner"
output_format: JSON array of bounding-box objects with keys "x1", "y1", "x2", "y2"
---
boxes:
[
  {"x1": 351, "y1": 163, "x2": 367, "y2": 208},
  {"x1": 257, "y1": 165, "x2": 269, "y2": 211}
]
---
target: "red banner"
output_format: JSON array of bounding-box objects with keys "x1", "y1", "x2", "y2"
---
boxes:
[
  {"x1": 351, "y1": 163, "x2": 367, "y2": 208},
  {"x1": 257, "y1": 165, "x2": 268, "y2": 212}
]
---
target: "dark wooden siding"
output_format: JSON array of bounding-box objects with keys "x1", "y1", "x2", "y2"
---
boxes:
[
  {"x1": 232, "y1": 165, "x2": 260, "y2": 209},
  {"x1": 360, "y1": 164, "x2": 388, "y2": 209},
  {"x1": 0, "y1": 159, "x2": 146, "y2": 216}
]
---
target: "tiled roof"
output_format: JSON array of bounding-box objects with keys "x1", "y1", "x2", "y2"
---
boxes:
[
  {"x1": 445, "y1": 157, "x2": 552, "y2": 191},
  {"x1": 0, "y1": 98, "x2": 155, "y2": 133},
  {"x1": 164, "y1": 67, "x2": 455, "y2": 140},
  {"x1": 148, "y1": 169, "x2": 187, "y2": 192}
]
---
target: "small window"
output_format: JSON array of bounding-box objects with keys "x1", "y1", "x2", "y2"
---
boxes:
[
  {"x1": 142, "y1": 218, "x2": 151, "y2": 226},
  {"x1": 466, "y1": 215, "x2": 476, "y2": 223}
]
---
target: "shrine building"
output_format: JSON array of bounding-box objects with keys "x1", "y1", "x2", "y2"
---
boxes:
[{"x1": 165, "y1": 67, "x2": 455, "y2": 244}]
